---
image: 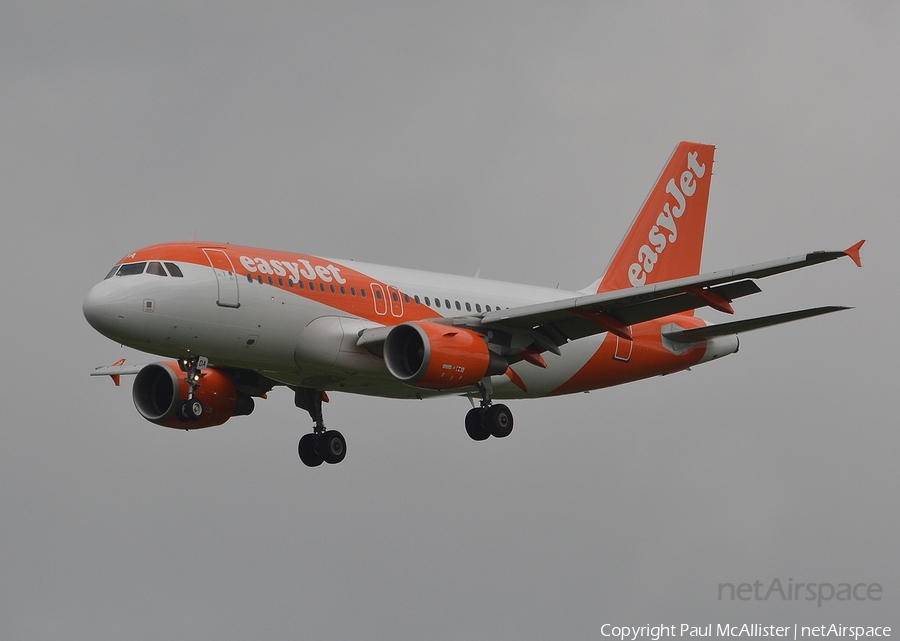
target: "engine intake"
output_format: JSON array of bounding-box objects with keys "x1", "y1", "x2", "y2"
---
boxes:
[
  {"x1": 132, "y1": 361, "x2": 253, "y2": 429},
  {"x1": 384, "y1": 322, "x2": 507, "y2": 390}
]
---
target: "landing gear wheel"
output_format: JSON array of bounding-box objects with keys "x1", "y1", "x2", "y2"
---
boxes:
[
  {"x1": 298, "y1": 433, "x2": 323, "y2": 467},
  {"x1": 465, "y1": 408, "x2": 491, "y2": 441},
  {"x1": 176, "y1": 400, "x2": 204, "y2": 422},
  {"x1": 187, "y1": 399, "x2": 204, "y2": 420},
  {"x1": 485, "y1": 404, "x2": 513, "y2": 438},
  {"x1": 176, "y1": 401, "x2": 192, "y2": 422},
  {"x1": 320, "y1": 430, "x2": 347, "y2": 465}
]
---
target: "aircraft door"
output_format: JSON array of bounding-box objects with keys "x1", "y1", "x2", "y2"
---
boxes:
[
  {"x1": 371, "y1": 283, "x2": 387, "y2": 316},
  {"x1": 613, "y1": 335, "x2": 632, "y2": 362},
  {"x1": 203, "y1": 249, "x2": 240, "y2": 308},
  {"x1": 387, "y1": 286, "x2": 403, "y2": 317}
]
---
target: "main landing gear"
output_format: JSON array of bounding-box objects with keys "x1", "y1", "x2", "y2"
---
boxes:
[
  {"x1": 176, "y1": 356, "x2": 208, "y2": 422},
  {"x1": 291, "y1": 380, "x2": 512, "y2": 466},
  {"x1": 294, "y1": 388, "x2": 346, "y2": 467},
  {"x1": 465, "y1": 378, "x2": 514, "y2": 441}
]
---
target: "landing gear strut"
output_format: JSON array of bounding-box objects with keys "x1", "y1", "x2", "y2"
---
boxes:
[
  {"x1": 294, "y1": 388, "x2": 346, "y2": 467},
  {"x1": 465, "y1": 377, "x2": 514, "y2": 441},
  {"x1": 176, "y1": 356, "x2": 208, "y2": 422}
]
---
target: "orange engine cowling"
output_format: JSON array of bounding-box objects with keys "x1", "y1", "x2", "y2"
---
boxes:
[
  {"x1": 384, "y1": 321, "x2": 507, "y2": 390},
  {"x1": 132, "y1": 361, "x2": 254, "y2": 430}
]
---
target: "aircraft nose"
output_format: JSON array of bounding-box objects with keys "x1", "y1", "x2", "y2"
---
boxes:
[{"x1": 83, "y1": 280, "x2": 127, "y2": 337}]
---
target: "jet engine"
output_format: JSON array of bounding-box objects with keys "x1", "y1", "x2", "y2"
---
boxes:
[
  {"x1": 132, "y1": 361, "x2": 254, "y2": 429},
  {"x1": 384, "y1": 322, "x2": 507, "y2": 390}
]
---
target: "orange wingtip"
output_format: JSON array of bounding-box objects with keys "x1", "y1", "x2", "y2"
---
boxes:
[
  {"x1": 110, "y1": 358, "x2": 126, "y2": 386},
  {"x1": 844, "y1": 240, "x2": 865, "y2": 267}
]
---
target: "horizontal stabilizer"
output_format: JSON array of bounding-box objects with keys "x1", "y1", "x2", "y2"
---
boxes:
[{"x1": 662, "y1": 306, "x2": 850, "y2": 343}]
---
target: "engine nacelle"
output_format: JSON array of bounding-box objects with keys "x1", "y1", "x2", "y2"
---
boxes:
[
  {"x1": 132, "y1": 361, "x2": 254, "y2": 430},
  {"x1": 384, "y1": 322, "x2": 507, "y2": 390}
]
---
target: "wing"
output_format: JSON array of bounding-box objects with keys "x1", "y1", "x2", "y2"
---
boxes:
[
  {"x1": 90, "y1": 359, "x2": 145, "y2": 386},
  {"x1": 478, "y1": 243, "x2": 863, "y2": 350},
  {"x1": 358, "y1": 241, "x2": 863, "y2": 358}
]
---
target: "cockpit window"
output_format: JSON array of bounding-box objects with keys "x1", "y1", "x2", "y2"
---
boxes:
[
  {"x1": 147, "y1": 262, "x2": 167, "y2": 276},
  {"x1": 115, "y1": 262, "x2": 147, "y2": 276},
  {"x1": 104, "y1": 266, "x2": 119, "y2": 279},
  {"x1": 164, "y1": 262, "x2": 183, "y2": 278}
]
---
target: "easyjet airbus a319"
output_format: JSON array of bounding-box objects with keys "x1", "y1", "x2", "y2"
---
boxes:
[{"x1": 84, "y1": 142, "x2": 863, "y2": 466}]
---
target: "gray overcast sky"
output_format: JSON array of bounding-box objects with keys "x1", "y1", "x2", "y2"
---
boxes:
[{"x1": 1, "y1": 2, "x2": 897, "y2": 639}]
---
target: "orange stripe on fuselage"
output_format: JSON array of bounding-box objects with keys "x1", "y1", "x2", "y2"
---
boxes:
[
  {"x1": 548, "y1": 314, "x2": 708, "y2": 396},
  {"x1": 117, "y1": 242, "x2": 438, "y2": 324}
]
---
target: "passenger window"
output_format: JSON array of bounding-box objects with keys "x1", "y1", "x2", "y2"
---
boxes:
[
  {"x1": 330, "y1": 284, "x2": 336, "y2": 294},
  {"x1": 465, "y1": 302, "x2": 471, "y2": 312},
  {"x1": 116, "y1": 262, "x2": 146, "y2": 276},
  {"x1": 404, "y1": 294, "x2": 410, "y2": 304},
  {"x1": 257, "y1": 275, "x2": 263, "y2": 284},
  {"x1": 391, "y1": 292, "x2": 398, "y2": 302},
  {"x1": 435, "y1": 298, "x2": 441, "y2": 308},
  {"x1": 424, "y1": 297, "x2": 430, "y2": 306},
  {"x1": 247, "y1": 274, "x2": 254, "y2": 283},
  {"x1": 455, "y1": 301, "x2": 461, "y2": 310},
  {"x1": 319, "y1": 283, "x2": 325, "y2": 292},
  {"x1": 445, "y1": 299, "x2": 451, "y2": 309},
  {"x1": 278, "y1": 277, "x2": 284, "y2": 286},
  {"x1": 298, "y1": 280, "x2": 305, "y2": 290},
  {"x1": 414, "y1": 295, "x2": 420, "y2": 304},
  {"x1": 375, "y1": 289, "x2": 383, "y2": 300},
  {"x1": 485, "y1": 305, "x2": 492, "y2": 311},
  {"x1": 164, "y1": 262, "x2": 183, "y2": 277},
  {"x1": 268, "y1": 276, "x2": 273, "y2": 285},
  {"x1": 288, "y1": 278, "x2": 294, "y2": 288},
  {"x1": 361, "y1": 288, "x2": 367, "y2": 298},
  {"x1": 350, "y1": 287, "x2": 356, "y2": 296},
  {"x1": 340, "y1": 286, "x2": 346, "y2": 295},
  {"x1": 475, "y1": 304, "x2": 482, "y2": 312}
]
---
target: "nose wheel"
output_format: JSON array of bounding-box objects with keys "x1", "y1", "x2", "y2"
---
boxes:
[
  {"x1": 294, "y1": 387, "x2": 347, "y2": 467},
  {"x1": 177, "y1": 398, "x2": 205, "y2": 422}
]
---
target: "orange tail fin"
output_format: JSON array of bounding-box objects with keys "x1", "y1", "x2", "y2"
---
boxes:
[{"x1": 594, "y1": 141, "x2": 715, "y2": 293}]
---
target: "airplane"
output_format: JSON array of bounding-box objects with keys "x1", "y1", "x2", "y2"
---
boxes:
[{"x1": 83, "y1": 141, "x2": 864, "y2": 467}]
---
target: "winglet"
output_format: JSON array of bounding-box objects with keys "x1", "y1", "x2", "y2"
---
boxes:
[
  {"x1": 844, "y1": 240, "x2": 865, "y2": 267},
  {"x1": 109, "y1": 358, "x2": 125, "y2": 386}
]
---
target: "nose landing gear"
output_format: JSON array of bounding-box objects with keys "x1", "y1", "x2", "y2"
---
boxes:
[{"x1": 176, "y1": 356, "x2": 208, "y2": 422}]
